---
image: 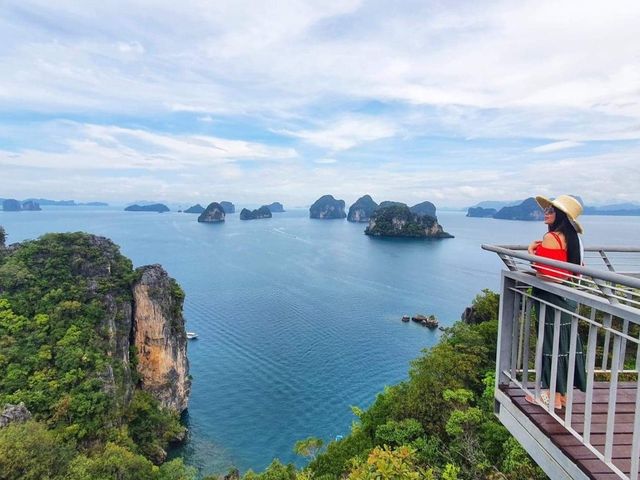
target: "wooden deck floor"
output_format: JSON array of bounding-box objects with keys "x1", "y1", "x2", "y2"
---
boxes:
[{"x1": 502, "y1": 382, "x2": 639, "y2": 480}]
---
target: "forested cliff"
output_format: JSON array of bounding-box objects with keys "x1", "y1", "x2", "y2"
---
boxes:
[{"x1": 0, "y1": 231, "x2": 194, "y2": 479}]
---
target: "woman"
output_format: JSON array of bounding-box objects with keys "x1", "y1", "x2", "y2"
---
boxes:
[{"x1": 525, "y1": 194, "x2": 587, "y2": 409}]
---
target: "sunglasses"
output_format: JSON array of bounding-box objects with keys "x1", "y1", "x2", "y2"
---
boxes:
[{"x1": 543, "y1": 206, "x2": 555, "y2": 215}]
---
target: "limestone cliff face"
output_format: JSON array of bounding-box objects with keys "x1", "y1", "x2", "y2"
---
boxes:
[
  {"x1": 365, "y1": 204, "x2": 453, "y2": 238},
  {"x1": 198, "y1": 202, "x2": 226, "y2": 223},
  {"x1": 133, "y1": 265, "x2": 191, "y2": 412},
  {"x1": 347, "y1": 195, "x2": 378, "y2": 223},
  {"x1": 309, "y1": 194, "x2": 346, "y2": 219}
]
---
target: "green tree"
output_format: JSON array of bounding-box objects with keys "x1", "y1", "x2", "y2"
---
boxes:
[
  {"x1": 66, "y1": 442, "x2": 155, "y2": 480},
  {"x1": 0, "y1": 226, "x2": 6, "y2": 248},
  {"x1": 294, "y1": 437, "x2": 324, "y2": 459},
  {"x1": 375, "y1": 418, "x2": 424, "y2": 446},
  {"x1": 347, "y1": 445, "x2": 435, "y2": 480},
  {"x1": 126, "y1": 390, "x2": 185, "y2": 462},
  {"x1": 0, "y1": 420, "x2": 74, "y2": 480},
  {"x1": 157, "y1": 458, "x2": 198, "y2": 480},
  {"x1": 243, "y1": 459, "x2": 297, "y2": 480}
]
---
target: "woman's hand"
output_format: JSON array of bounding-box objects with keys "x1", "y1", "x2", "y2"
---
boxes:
[{"x1": 528, "y1": 240, "x2": 542, "y2": 254}]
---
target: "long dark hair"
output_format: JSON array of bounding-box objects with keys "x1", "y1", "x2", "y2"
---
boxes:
[{"x1": 549, "y1": 207, "x2": 580, "y2": 265}]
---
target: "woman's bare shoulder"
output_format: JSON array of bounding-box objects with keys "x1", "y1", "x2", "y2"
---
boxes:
[{"x1": 541, "y1": 231, "x2": 566, "y2": 248}]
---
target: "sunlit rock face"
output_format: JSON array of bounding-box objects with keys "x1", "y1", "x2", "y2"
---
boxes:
[
  {"x1": 347, "y1": 195, "x2": 378, "y2": 223},
  {"x1": 133, "y1": 265, "x2": 191, "y2": 412},
  {"x1": 198, "y1": 202, "x2": 226, "y2": 223},
  {"x1": 309, "y1": 195, "x2": 346, "y2": 219}
]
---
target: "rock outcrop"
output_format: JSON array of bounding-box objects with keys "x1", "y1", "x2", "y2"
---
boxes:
[
  {"x1": 240, "y1": 206, "x2": 272, "y2": 220},
  {"x1": 0, "y1": 233, "x2": 190, "y2": 415},
  {"x1": 133, "y1": 265, "x2": 191, "y2": 412},
  {"x1": 21, "y1": 200, "x2": 41, "y2": 211},
  {"x1": 220, "y1": 201, "x2": 235, "y2": 214},
  {"x1": 266, "y1": 202, "x2": 285, "y2": 213},
  {"x1": 2, "y1": 199, "x2": 22, "y2": 211},
  {"x1": 125, "y1": 203, "x2": 170, "y2": 213},
  {"x1": 0, "y1": 403, "x2": 32, "y2": 427},
  {"x1": 410, "y1": 201, "x2": 436, "y2": 217},
  {"x1": 378, "y1": 201, "x2": 407, "y2": 209},
  {"x1": 467, "y1": 207, "x2": 497, "y2": 218},
  {"x1": 309, "y1": 195, "x2": 346, "y2": 219},
  {"x1": 347, "y1": 195, "x2": 378, "y2": 223},
  {"x1": 184, "y1": 204, "x2": 205, "y2": 214},
  {"x1": 198, "y1": 202, "x2": 226, "y2": 223},
  {"x1": 493, "y1": 197, "x2": 543, "y2": 221},
  {"x1": 365, "y1": 204, "x2": 453, "y2": 238}
]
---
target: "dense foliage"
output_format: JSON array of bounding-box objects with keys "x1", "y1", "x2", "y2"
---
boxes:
[
  {"x1": 0, "y1": 232, "x2": 192, "y2": 479},
  {"x1": 364, "y1": 205, "x2": 451, "y2": 238},
  {"x1": 239, "y1": 290, "x2": 546, "y2": 480}
]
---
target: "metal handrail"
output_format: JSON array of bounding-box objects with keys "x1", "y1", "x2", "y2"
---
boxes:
[
  {"x1": 488, "y1": 244, "x2": 640, "y2": 480},
  {"x1": 482, "y1": 244, "x2": 640, "y2": 289}
]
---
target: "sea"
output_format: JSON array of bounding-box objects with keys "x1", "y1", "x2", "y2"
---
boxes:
[{"x1": 1, "y1": 207, "x2": 638, "y2": 477}]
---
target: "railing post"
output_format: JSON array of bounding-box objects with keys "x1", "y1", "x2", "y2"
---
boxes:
[{"x1": 496, "y1": 273, "x2": 517, "y2": 386}]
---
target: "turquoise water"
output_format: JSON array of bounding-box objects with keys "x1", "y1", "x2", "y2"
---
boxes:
[{"x1": 1, "y1": 208, "x2": 638, "y2": 476}]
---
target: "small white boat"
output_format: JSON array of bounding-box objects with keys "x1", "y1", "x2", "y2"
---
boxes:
[{"x1": 186, "y1": 332, "x2": 198, "y2": 340}]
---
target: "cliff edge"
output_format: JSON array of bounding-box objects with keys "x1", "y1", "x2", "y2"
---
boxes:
[{"x1": 133, "y1": 265, "x2": 191, "y2": 412}]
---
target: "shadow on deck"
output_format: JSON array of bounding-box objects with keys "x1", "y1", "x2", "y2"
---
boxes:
[{"x1": 502, "y1": 382, "x2": 638, "y2": 479}]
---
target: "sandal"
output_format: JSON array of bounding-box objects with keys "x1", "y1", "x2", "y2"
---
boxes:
[{"x1": 525, "y1": 391, "x2": 562, "y2": 410}]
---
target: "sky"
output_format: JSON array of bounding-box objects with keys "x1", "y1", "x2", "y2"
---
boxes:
[{"x1": 1, "y1": 0, "x2": 639, "y2": 208}]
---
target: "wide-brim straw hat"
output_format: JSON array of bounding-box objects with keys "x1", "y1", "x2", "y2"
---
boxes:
[{"x1": 535, "y1": 194, "x2": 584, "y2": 234}]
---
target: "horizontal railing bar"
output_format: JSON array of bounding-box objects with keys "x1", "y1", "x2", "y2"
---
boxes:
[
  {"x1": 483, "y1": 244, "x2": 640, "y2": 289},
  {"x1": 496, "y1": 245, "x2": 640, "y2": 253},
  {"x1": 504, "y1": 271, "x2": 640, "y2": 324},
  {"x1": 508, "y1": 287, "x2": 640, "y2": 340}
]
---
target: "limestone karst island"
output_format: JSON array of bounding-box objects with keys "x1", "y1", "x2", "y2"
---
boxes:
[{"x1": 0, "y1": 231, "x2": 193, "y2": 478}]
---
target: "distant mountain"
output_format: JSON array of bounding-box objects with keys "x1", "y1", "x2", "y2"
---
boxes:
[
  {"x1": 220, "y1": 201, "x2": 235, "y2": 214},
  {"x1": 469, "y1": 200, "x2": 522, "y2": 210},
  {"x1": 347, "y1": 195, "x2": 378, "y2": 223},
  {"x1": 410, "y1": 201, "x2": 437, "y2": 218},
  {"x1": 467, "y1": 207, "x2": 497, "y2": 218},
  {"x1": 2, "y1": 199, "x2": 42, "y2": 211},
  {"x1": 240, "y1": 206, "x2": 272, "y2": 220},
  {"x1": 584, "y1": 204, "x2": 640, "y2": 216},
  {"x1": 0, "y1": 198, "x2": 107, "y2": 206},
  {"x1": 593, "y1": 202, "x2": 640, "y2": 211},
  {"x1": 25, "y1": 198, "x2": 75, "y2": 206},
  {"x1": 309, "y1": 195, "x2": 346, "y2": 219},
  {"x1": 583, "y1": 203, "x2": 640, "y2": 216},
  {"x1": 198, "y1": 202, "x2": 225, "y2": 223},
  {"x1": 184, "y1": 204, "x2": 205, "y2": 214},
  {"x1": 265, "y1": 202, "x2": 285, "y2": 213},
  {"x1": 124, "y1": 203, "x2": 169, "y2": 213},
  {"x1": 493, "y1": 198, "x2": 543, "y2": 221}
]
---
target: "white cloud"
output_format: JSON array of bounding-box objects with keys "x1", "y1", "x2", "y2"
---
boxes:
[
  {"x1": 531, "y1": 141, "x2": 582, "y2": 153},
  {"x1": 279, "y1": 117, "x2": 397, "y2": 151},
  {"x1": 1, "y1": 0, "x2": 640, "y2": 204},
  {"x1": 117, "y1": 41, "x2": 145, "y2": 54},
  {"x1": 0, "y1": 122, "x2": 298, "y2": 171}
]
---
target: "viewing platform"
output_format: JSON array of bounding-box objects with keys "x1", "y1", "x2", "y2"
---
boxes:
[{"x1": 483, "y1": 245, "x2": 640, "y2": 480}]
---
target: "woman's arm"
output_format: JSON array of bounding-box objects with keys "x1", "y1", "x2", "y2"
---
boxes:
[{"x1": 528, "y1": 239, "x2": 542, "y2": 254}]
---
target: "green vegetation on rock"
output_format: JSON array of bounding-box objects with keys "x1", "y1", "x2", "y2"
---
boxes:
[
  {"x1": 365, "y1": 205, "x2": 453, "y2": 239},
  {"x1": 0, "y1": 231, "x2": 193, "y2": 480}
]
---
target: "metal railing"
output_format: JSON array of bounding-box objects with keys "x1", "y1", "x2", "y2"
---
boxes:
[{"x1": 484, "y1": 245, "x2": 640, "y2": 479}]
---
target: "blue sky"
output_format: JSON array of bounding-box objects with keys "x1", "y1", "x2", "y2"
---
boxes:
[{"x1": 1, "y1": 0, "x2": 639, "y2": 207}]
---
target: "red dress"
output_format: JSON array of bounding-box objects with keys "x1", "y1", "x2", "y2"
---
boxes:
[{"x1": 533, "y1": 232, "x2": 571, "y2": 280}]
